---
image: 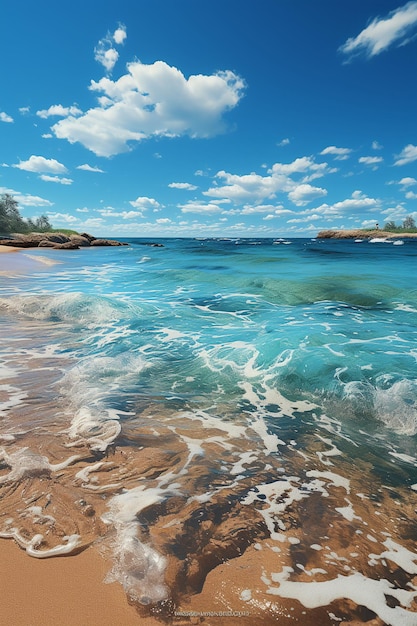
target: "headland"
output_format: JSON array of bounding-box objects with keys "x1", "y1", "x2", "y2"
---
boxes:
[{"x1": 317, "y1": 228, "x2": 417, "y2": 239}]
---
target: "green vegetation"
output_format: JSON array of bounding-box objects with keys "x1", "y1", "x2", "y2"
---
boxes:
[
  {"x1": 383, "y1": 215, "x2": 417, "y2": 233},
  {"x1": 0, "y1": 193, "x2": 53, "y2": 234}
]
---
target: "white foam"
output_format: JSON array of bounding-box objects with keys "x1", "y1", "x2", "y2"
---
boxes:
[
  {"x1": 305, "y1": 470, "x2": 350, "y2": 494},
  {"x1": 67, "y1": 407, "x2": 122, "y2": 452},
  {"x1": 103, "y1": 484, "x2": 179, "y2": 605},
  {"x1": 369, "y1": 539, "x2": 417, "y2": 575},
  {"x1": 0, "y1": 446, "x2": 79, "y2": 485},
  {"x1": 243, "y1": 479, "x2": 306, "y2": 540},
  {"x1": 266, "y1": 569, "x2": 417, "y2": 626},
  {"x1": 0, "y1": 526, "x2": 81, "y2": 557}
]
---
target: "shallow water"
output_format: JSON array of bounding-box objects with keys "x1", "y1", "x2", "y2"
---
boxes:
[{"x1": 1, "y1": 237, "x2": 417, "y2": 624}]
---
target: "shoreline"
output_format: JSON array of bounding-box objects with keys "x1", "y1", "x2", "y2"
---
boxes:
[{"x1": 316, "y1": 228, "x2": 417, "y2": 239}]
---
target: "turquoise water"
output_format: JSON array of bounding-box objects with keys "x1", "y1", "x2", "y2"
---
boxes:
[{"x1": 1, "y1": 237, "x2": 417, "y2": 623}]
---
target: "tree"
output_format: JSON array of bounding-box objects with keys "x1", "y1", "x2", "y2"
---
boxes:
[
  {"x1": 384, "y1": 220, "x2": 397, "y2": 231},
  {"x1": 0, "y1": 193, "x2": 28, "y2": 233},
  {"x1": 0, "y1": 193, "x2": 53, "y2": 234},
  {"x1": 35, "y1": 214, "x2": 52, "y2": 232},
  {"x1": 403, "y1": 215, "x2": 416, "y2": 230}
]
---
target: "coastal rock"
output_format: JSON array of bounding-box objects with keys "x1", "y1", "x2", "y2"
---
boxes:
[
  {"x1": 90, "y1": 238, "x2": 127, "y2": 247},
  {"x1": 1, "y1": 232, "x2": 127, "y2": 249}
]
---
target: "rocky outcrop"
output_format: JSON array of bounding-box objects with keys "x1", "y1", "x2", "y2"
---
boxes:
[
  {"x1": 317, "y1": 229, "x2": 417, "y2": 239},
  {"x1": 0, "y1": 232, "x2": 128, "y2": 250}
]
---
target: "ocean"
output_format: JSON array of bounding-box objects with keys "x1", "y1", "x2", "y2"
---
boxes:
[{"x1": 1, "y1": 236, "x2": 417, "y2": 625}]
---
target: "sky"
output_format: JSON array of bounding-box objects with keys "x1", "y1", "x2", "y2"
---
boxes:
[{"x1": 1, "y1": 0, "x2": 417, "y2": 238}]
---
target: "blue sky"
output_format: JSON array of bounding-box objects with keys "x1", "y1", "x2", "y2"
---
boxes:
[{"x1": 1, "y1": 0, "x2": 417, "y2": 237}]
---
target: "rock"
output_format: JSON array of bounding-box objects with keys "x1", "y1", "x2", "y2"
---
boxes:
[
  {"x1": 1, "y1": 232, "x2": 127, "y2": 249},
  {"x1": 38, "y1": 240, "x2": 57, "y2": 248},
  {"x1": 90, "y1": 238, "x2": 128, "y2": 247},
  {"x1": 53, "y1": 241, "x2": 80, "y2": 250},
  {"x1": 69, "y1": 235, "x2": 92, "y2": 247}
]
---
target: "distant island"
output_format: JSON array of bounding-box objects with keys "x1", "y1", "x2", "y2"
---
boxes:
[{"x1": 317, "y1": 229, "x2": 417, "y2": 240}]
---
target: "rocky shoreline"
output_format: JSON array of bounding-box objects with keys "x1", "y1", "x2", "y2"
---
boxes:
[
  {"x1": 0, "y1": 232, "x2": 128, "y2": 250},
  {"x1": 317, "y1": 228, "x2": 417, "y2": 239}
]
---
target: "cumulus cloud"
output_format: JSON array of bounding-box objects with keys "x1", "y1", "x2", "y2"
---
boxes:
[
  {"x1": 288, "y1": 183, "x2": 327, "y2": 206},
  {"x1": 394, "y1": 144, "x2": 417, "y2": 166},
  {"x1": 168, "y1": 182, "x2": 198, "y2": 190},
  {"x1": 36, "y1": 104, "x2": 82, "y2": 119},
  {"x1": 129, "y1": 196, "x2": 162, "y2": 211},
  {"x1": 94, "y1": 24, "x2": 127, "y2": 73},
  {"x1": 39, "y1": 175, "x2": 73, "y2": 185},
  {"x1": 51, "y1": 61, "x2": 245, "y2": 156},
  {"x1": 0, "y1": 111, "x2": 13, "y2": 123},
  {"x1": 204, "y1": 157, "x2": 335, "y2": 205},
  {"x1": 314, "y1": 191, "x2": 379, "y2": 216},
  {"x1": 13, "y1": 155, "x2": 68, "y2": 174},
  {"x1": 340, "y1": 1, "x2": 417, "y2": 59},
  {"x1": 47, "y1": 212, "x2": 78, "y2": 223},
  {"x1": 372, "y1": 140, "x2": 383, "y2": 150},
  {"x1": 277, "y1": 138, "x2": 290, "y2": 146},
  {"x1": 76, "y1": 164, "x2": 105, "y2": 173},
  {"x1": 113, "y1": 25, "x2": 127, "y2": 45},
  {"x1": 0, "y1": 186, "x2": 53, "y2": 207},
  {"x1": 320, "y1": 146, "x2": 352, "y2": 160},
  {"x1": 180, "y1": 201, "x2": 223, "y2": 214}
]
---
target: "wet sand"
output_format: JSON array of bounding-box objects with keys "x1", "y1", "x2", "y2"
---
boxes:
[
  {"x1": 0, "y1": 539, "x2": 158, "y2": 626},
  {"x1": 0, "y1": 246, "x2": 62, "y2": 276}
]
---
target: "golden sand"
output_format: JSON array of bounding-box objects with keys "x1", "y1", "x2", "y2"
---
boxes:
[{"x1": 0, "y1": 539, "x2": 159, "y2": 626}]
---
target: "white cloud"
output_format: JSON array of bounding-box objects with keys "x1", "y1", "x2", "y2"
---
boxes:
[
  {"x1": 76, "y1": 207, "x2": 90, "y2": 213},
  {"x1": 204, "y1": 157, "x2": 335, "y2": 205},
  {"x1": 0, "y1": 186, "x2": 53, "y2": 207},
  {"x1": 52, "y1": 61, "x2": 245, "y2": 156},
  {"x1": 19, "y1": 107, "x2": 30, "y2": 115},
  {"x1": 340, "y1": 1, "x2": 417, "y2": 59},
  {"x1": 288, "y1": 183, "x2": 327, "y2": 206},
  {"x1": 13, "y1": 155, "x2": 68, "y2": 174},
  {"x1": 405, "y1": 190, "x2": 417, "y2": 200},
  {"x1": 320, "y1": 146, "x2": 352, "y2": 160},
  {"x1": 314, "y1": 191, "x2": 379, "y2": 216},
  {"x1": 47, "y1": 212, "x2": 78, "y2": 223},
  {"x1": 42, "y1": 133, "x2": 53, "y2": 139},
  {"x1": 129, "y1": 196, "x2": 162, "y2": 211},
  {"x1": 168, "y1": 182, "x2": 198, "y2": 190},
  {"x1": 277, "y1": 138, "x2": 290, "y2": 146},
  {"x1": 36, "y1": 104, "x2": 82, "y2": 119},
  {"x1": 358, "y1": 156, "x2": 384, "y2": 166},
  {"x1": 99, "y1": 209, "x2": 144, "y2": 219},
  {"x1": 113, "y1": 25, "x2": 127, "y2": 45},
  {"x1": 394, "y1": 144, "x2": 417, "y2": 166},
  {"x1": 156, "y1": 218, "x2": 172, "y2": 224},
  {"x1": 372, "y1": 140, "x2": 383, "y2": 150},
  {"x1": 39, "y1": 175, "x2": 73, "y2": 185},
  {"x1": 0, "y1": 111, "x2": 13, "y2": 123},
  {"x1": 399, "y1": 176, "x2": 417, "y2": 186},
  {"x1": 240, "y1": 204, "x2": 288, "y2": 215},
  {"x1": 94, "y1": 25, "x2": 126, "y2": 73},
  {"x1": 180, "y1": 201, "x2": 223, "y2": 214},
  {"x1": 76, "y1": 164, "x2": 105, "y2": 173}
]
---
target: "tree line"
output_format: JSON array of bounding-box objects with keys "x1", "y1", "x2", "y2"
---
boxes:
[
  {"x1": 384, "y1": 215, "x2": 416, "y2": 232},
  {"x1": 0, "y1": 193, "x2": 52, "y2": 234}
]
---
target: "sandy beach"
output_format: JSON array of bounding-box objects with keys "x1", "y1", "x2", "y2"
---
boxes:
[{"x1": 0, "y1": 539, "x2": 159, "y2": 626}]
